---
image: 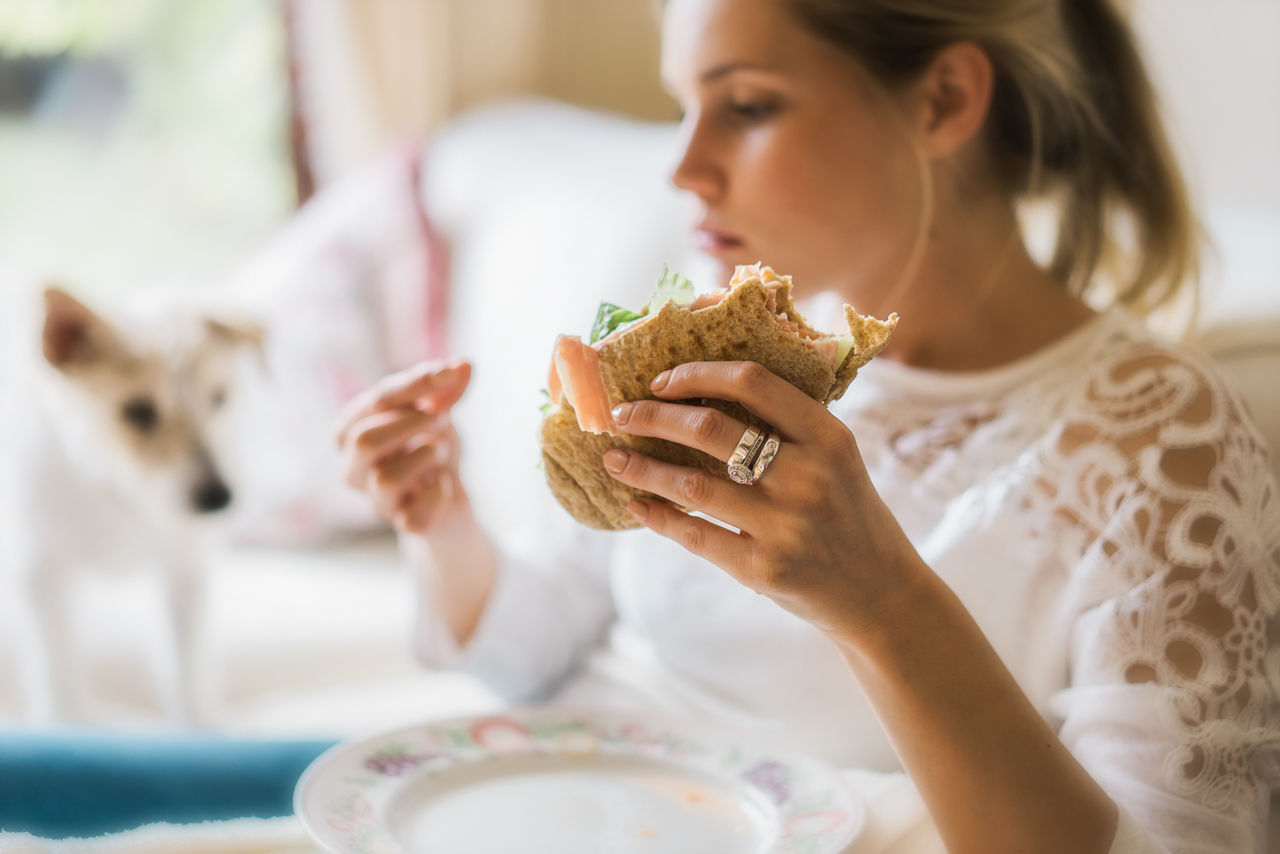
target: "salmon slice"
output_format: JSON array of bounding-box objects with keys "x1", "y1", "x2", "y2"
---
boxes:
[
  {"x1": 553, "y1": 335, "x2": 617, "y2": 435},
  {"x1": 547, "y1": 352, "x2": 564, "y2": 406}
]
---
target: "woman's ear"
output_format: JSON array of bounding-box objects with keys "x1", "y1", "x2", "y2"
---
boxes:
[{"x1": 912, "y1": 41, "x2": 995, "y2": 159}]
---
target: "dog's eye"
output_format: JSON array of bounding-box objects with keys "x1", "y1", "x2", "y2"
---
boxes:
[
  {"x1": 210, "y1": 387, "x2": 226, "y2": 410},
  {"x1": 121, "y1": 397, "x2": 159, "y2": 432}
]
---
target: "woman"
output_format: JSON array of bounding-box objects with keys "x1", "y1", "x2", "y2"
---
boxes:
[{"x1": 337, "y1": 0, "x2": 1280, "y2": 850}]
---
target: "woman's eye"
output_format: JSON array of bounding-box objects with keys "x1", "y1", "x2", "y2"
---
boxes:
[
  {"x1": 121, "y1": 397, "x2": 159, "y2": 432},
  {"x1": 210, "y1": 387, "x2": 226, "y2": 410},
  {"x1": 726, "y1": 100, "x2": 779, "y2": 123}
]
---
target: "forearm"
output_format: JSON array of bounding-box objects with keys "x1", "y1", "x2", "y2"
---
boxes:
[
  {"x1": 405, "y1": 488, "x2": 497, "y2": 647},
  {"x1": 832, "y1": 563, "x2": 1118, "y2": 854}
]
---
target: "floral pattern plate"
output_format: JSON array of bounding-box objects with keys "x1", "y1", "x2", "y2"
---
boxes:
[{"x1": 295, "y1": 706, "x2": 863, "y2": 854}]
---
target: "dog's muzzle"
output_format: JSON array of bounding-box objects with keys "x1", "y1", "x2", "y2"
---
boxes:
[{"x1": 191, "y1": 478, "x2": 232, "y2": 513}]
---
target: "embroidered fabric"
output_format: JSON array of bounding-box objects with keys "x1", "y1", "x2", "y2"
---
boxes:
[{"x1": 847, "y1": 310, "x2": 1280, "y2": 851}]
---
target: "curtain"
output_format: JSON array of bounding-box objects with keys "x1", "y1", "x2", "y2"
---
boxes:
[{"x1": 283, "y1": 0, "x2": 668, "y2": 190}]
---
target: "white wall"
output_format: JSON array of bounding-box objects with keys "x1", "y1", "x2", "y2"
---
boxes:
[{"x1": 1130, "y1": 0, "x2": 1280, "y2": 214}]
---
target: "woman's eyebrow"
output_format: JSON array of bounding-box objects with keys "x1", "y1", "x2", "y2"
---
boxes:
[
  {"x1": 699, "y1": 60, "x2": 780, "y2": 83},
  {"x1": 661, "y1": 60, "x2": 783, "y2": 96}
]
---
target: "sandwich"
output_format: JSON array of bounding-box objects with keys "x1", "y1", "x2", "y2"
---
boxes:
[{"x1": 538, "y1": 263, "x2": 898, "y2": 530}]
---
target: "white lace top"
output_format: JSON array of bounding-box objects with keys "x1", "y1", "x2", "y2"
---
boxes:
[{"x1": 414, "y1": 307, "x2": 1280, "y2": 853}]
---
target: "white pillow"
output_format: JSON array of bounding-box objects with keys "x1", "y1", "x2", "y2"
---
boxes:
[
  {"x1": 422, "y1": 98, "x2": 716, "y2": 542},
  {"x1": 222, "y1": 151, "x2": 441, "y2": 545}
]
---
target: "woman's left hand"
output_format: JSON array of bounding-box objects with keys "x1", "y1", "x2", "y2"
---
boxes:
[{"x1": 604, "y1": 360, "x2": 927, "y2": 641}]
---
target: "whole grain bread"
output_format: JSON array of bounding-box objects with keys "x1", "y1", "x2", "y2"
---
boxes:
[{"x1": 539, "y1": 272, "x2": 897, "y2": 530}]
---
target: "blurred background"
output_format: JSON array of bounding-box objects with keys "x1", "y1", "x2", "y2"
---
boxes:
[
  {"x1": 0, "y1": 0, "x2": 676, "y2": 299},
  {"x1": 0, "y1": 0, "x2": 1276, "y2": 747}
]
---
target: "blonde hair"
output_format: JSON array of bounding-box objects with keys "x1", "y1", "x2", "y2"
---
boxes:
[{"x1": 784, "y1": 0, "x2": 1200, "y2": 317}]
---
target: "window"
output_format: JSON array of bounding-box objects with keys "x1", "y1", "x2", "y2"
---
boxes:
[{"x1": 0, "y1": 1, "x2": 293, "y2": 299}]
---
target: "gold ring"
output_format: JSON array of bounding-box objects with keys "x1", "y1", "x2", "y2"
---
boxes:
[
  {"x1": 727, "y1": 426, "x2": 766, "y2": 484},
  {"x1": 751, "y1": 433, "x2": 781, "y2": 481}
]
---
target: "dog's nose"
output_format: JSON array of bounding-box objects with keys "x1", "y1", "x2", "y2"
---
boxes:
[{"x1": 192, "y1": 479, "x2": 232, "y2": 513}]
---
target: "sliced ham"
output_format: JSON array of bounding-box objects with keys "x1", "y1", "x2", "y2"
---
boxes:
[
  {"x1": 775, "y1": 313, "x2": 800, "y2": 335},
  {"x1": 804, "y1": 336, "x2": 842, "y2": 371},
  {"x1": 687, "y1": 288, "x2": 730, "y2": 311},
  {"x1": 730, "y1": 262, "x2": 781, "y2": 286},
  {"x1": 553, "y1": 335, "x2": 617, "y2": 435}
]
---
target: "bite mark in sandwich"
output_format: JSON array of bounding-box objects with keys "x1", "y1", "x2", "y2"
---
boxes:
[{"x1": 539, "y1": 263, "x2": 898, "y2": 530}]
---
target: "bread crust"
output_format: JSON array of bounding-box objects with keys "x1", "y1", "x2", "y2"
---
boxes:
[{"x1": 539, "y1": 273, "x2": 897, "y2": 530}]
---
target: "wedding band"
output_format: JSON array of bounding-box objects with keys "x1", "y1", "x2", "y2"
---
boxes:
[
  {"x1": 727, "y1": 426, "x2": 767, "y2": 485},
  {"x1": 751, "y1": 433, "x2": 782, "y2": 481}
]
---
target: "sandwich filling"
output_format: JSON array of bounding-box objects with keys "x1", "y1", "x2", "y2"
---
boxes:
[{"x1": 547, "y1": 263, "x2": 858, "y2": 436}]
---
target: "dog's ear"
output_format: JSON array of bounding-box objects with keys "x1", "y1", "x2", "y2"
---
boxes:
[
  {"x1": 42, "y1": 286, "x2": 117, "y2": 371},
  {"x1": 205, "y1": 317, "x2": 268, "y2": 374}
]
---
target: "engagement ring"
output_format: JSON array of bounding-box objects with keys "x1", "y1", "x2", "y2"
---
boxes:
[{"x1": 727, "y1": 426, "x2": 767, "y2": 485}]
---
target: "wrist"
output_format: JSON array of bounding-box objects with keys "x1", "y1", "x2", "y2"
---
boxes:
[
  {"x1": 408, "y1": 499, "x2": 498, "y2": 647},
  {"x1": 825, "y1": 549, "x2": 952, "y2": 664}
]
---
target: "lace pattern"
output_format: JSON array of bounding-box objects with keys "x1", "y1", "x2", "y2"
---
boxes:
[
  {"x1": 850, "y1": 313, "x2": 1280, "y2": 843},
  {"x1": 1047, "y1": 337, "x2": 1280, "y2": 820}
]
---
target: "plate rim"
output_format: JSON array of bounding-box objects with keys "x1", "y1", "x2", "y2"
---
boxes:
[{"x1": 294, "y1": 704, "x2": 864, "y2": 854}]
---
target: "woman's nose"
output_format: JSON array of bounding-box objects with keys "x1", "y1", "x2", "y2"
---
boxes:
[{"x1": 669, "y1": 118, "x2": 724, "y2": 203}]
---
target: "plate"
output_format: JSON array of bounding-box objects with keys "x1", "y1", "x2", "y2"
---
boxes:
[{"x1": 295, "y1": 706, "x2": 863, "y2": 854}]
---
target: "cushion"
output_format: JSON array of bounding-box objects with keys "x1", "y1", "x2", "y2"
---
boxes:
[
  {"x1": 420, "y1": 98, "x2": 718, "y2": 541},
  {"x1": 221, "y1": 148, "x2": 444, "y2": 545}
]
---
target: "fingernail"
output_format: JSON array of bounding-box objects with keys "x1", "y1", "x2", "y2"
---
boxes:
[
  {"x1": 603, "y1": 449, "x2": 628, "y2": 474},
  {"x1": 650, "y1": 371, "x2": 671, "y2": 392},
  {"x1": 610, "y1": 402, "x2": 633, "y2": 425},
  {"x1": 626, "y1": 499, "x2": 648, "y2": 523}
]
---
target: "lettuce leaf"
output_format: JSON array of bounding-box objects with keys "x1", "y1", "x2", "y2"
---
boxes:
[
  {"x1": 587, "y1": 265, "x2": 696, "y2": 344},
  {"x1": 588, "y1": 303, "x2": 646, "y2": 344},
  {"x1": 647, "y1": 264, "x2": 695, "y2": 314},
  {"x1": 834, "y1": 335, "x2": 857, "y2": 367}
]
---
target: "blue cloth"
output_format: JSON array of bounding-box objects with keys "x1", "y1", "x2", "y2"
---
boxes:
[{"x1": 0, "y1": 730, "x2": 337, "y2": 839}]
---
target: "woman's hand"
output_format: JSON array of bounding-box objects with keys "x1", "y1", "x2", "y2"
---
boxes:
[
  {"x1": 335, "y1": 360, "x2": 472, "y2": 535},
  {"x1": 336, "y1": 359, "x2": 498, "y2": 644},
  {"x1": 603, "y1": 360, "x2": 927, "y2": 641}
]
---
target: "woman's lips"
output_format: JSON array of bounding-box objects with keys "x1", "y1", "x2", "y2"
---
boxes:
[{"x1": 694, "y1": 228, "x2": 745, "y2": 256}]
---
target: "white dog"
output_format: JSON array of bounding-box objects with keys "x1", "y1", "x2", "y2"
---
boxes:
[{"x1": 0, "y1": 284, "x2": 263, "y2": 725}]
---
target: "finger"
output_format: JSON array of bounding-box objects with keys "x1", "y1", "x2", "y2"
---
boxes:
[
  {"x1": 376, "y1": 359, "x2": 471, "y2": 412},
  {"x1": 603, "y1": 448, "x2": 761, "y2": 530},
  {"x1": 625, "y1": 495, "x2": 748, "y2": 571},
  {"x1": 396, "y1": 471, "x2": 454, "y2": 534},
  {"x1": 335, "y1": 360, "x2": 471, "y2": 445},
  {"x1": 343, "y1": 409, "x2": 447, "y2": 488},
  {"x1": 610, "y1": 399, "x2": 748, "y2": 462},
  {"x1": 368, "y1": 443, "x2": 447, "y2": 519},
  {"x1": 648, "y1": 361, "x2": 827, "y2": 441}
]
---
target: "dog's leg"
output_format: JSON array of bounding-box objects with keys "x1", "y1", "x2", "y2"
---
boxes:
[
  {"x1": 160, "y1": 555, "x2": 217, "y2": 728},
  {"x1": 17, "y1": 560, "x2": 91, "y2": 723}
]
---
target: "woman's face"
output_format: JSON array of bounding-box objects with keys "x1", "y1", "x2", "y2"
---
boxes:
[{"x1": 662, "y1": 0, "x2": 925, "y2": 299}]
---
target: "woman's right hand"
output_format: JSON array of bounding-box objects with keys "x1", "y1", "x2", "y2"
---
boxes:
[{"x1": 335, "y1": 360, "x2": 472, "y2": 535}]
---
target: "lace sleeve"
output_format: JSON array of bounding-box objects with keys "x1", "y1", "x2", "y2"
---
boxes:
[{"x1": 1045, "y1": 342, "x2": 1280, "y2": 854}]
